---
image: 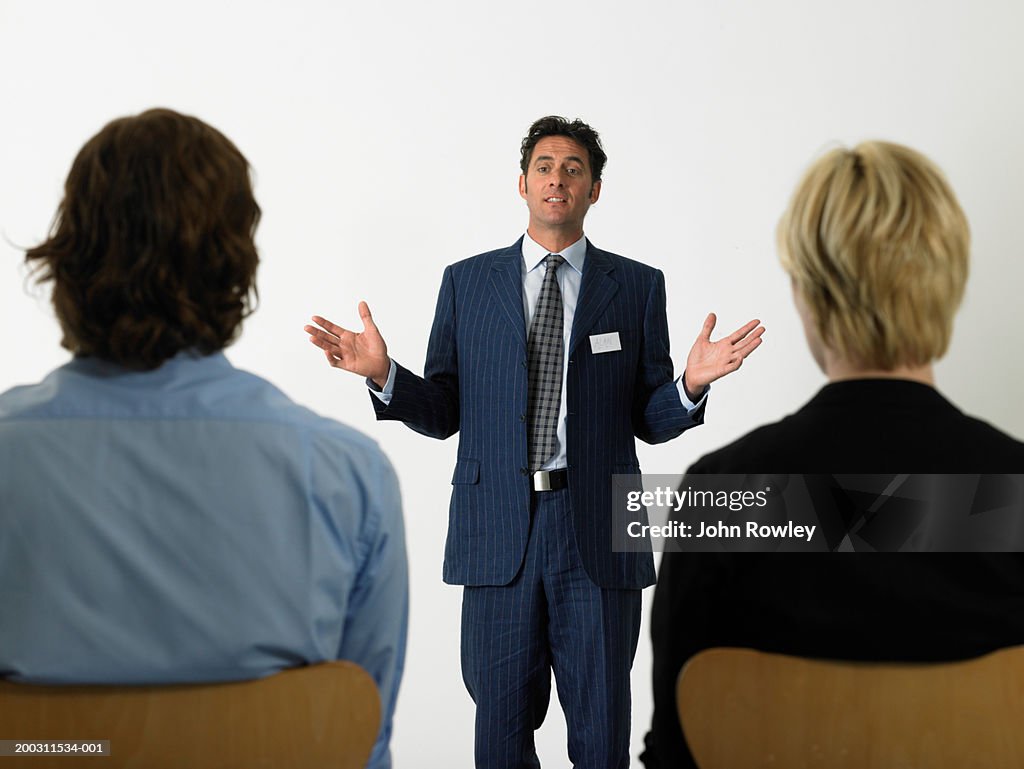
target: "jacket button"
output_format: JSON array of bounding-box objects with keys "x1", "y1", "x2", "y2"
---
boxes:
[
  {"x1": 520, "y1": 467, "x2": 528, "y2": 476},
  {"x1": 519, "y1": 413, "x2": 526, "y2": 422}
]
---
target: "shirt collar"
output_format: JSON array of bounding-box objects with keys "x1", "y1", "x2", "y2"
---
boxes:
[
  {"x1": 67, "y1": 349, "x2": 231, "y2": 378},
  {"x1": 522, "y1": 232, "x2": 587, "y2": 275}
]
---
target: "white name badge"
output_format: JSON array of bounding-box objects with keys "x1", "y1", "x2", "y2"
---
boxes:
[{"x1": 589, "y1": 332, "x2": 622, "y2": 354}]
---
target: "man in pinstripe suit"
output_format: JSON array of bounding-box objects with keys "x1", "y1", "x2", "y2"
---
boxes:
[{"x1": 306, "y1": 116, "x2": 763, "y2": 768}]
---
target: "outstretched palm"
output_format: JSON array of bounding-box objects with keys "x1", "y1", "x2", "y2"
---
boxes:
[
  {"x1": 304, "y1": 302, "x2": 391, "y2": 386},
  {"x1": 684, "y1": 313, "x2": 765, "y2": 398}
]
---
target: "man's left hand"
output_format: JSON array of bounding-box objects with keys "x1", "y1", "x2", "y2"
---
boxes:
[{"x1": 683, "y1": 313, "x2": 765, "y2": 401}]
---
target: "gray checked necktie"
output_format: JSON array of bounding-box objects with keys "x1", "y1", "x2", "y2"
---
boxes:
[{"x1": 527, "y1": 253, "x2": 566, "y2": 471}]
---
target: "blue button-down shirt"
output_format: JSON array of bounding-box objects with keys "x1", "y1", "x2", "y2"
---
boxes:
[{"x1": 0, "y1": 351, "x2": 407, "y2": 769}]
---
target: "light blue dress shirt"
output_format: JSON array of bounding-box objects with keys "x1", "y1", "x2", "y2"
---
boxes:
[
  {"x1": 372, "y1": 233, "x2": 708, "y2": 470},
  {"x1": 0, "y1": 351, "x2": 407, "y2": 769}
]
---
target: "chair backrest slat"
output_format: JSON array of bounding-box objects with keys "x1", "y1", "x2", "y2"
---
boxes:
[
  {"x1": 677, "y1": 645, "x2": 1024, "y2": 769},
  {"x1": 0, "y1": 661, "x2": 380, "y2": 769}
]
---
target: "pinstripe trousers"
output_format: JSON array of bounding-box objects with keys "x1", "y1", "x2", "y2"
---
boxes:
[{"x1": 461, "y1": 487, "x2": 642, "y2": 769}]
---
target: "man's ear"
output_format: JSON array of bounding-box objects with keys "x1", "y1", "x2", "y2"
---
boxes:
[
  {"x1": 589, "y1": 180, "x2": 602, "y2": 204},
  {"x1": 519, "y1": 174, "x2": 528, "y2": 200}
]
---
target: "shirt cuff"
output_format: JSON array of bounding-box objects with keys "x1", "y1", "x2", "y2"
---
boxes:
[
  {"x1": 676, "y1": 373, "x2": 709, "y2": 413},
  {"x1": 367, "y1": 360, "x2": 397, "y2": 404}
]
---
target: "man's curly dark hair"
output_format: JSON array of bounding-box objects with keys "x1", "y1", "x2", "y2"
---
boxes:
[
  {"x1": 519, "y1": 116, "x2": 607, "y2": 182},
  {"x1": 26, "y1": 108, "x2": 261, "y2": 370}
]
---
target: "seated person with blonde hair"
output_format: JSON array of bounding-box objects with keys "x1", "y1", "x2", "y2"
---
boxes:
[{"x1": 642, "y1": 140, "x2": 1024, "y2": 768}]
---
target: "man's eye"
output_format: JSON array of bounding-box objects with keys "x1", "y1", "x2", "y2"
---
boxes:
[
  {"x1": 537, "y1": 166, "x2": 549, "y2": 173},
  {"x1": 567, "y1": 168, "x2": 579, "y2": 175}
]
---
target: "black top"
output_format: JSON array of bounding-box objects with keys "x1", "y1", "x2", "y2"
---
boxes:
[{"x1": 641, "y1": 379, "x2": 1024, "y2": 769}]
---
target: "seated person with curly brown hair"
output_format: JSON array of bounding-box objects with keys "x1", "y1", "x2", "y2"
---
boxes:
[
  {"x1": 0, "y1": 109, "x2": 407, "y2": 769},
  {"x1": 642, "y1": 141, "x2": 1024, "y2": 768}
]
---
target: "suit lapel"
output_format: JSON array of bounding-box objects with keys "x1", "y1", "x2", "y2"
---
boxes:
[
  {"x1": 569, "y1": 242, "x2": 618, "y2": 355},
  {"x1": 488, "y1": 239, "x2": 527, "y2": 350}
]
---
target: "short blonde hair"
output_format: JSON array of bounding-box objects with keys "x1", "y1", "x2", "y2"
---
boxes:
[{"x1": 778, "y1": 141, "x2": 969, "y2": 369}]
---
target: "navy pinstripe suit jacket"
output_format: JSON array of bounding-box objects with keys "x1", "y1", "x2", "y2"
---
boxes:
[{"x1": 372, "y1": 238, "x2": 703, "y2": 589}]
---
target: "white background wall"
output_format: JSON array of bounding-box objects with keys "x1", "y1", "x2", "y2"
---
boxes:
[{"x1": 2, "y1": 1, "x2": 1022, "y2": 765}]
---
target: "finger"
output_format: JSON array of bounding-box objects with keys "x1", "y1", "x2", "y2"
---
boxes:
[
  {"x1": 324, "y1": 344, "x2": 354, "y2": 371},
  {"x1": 310, "y1": 315, "x2": 350, "y2": 339},
  {"x1": 305, "y1": 327, "x2": 344, "y2": 350},
  {"x1": 304, "y1": 324, "x2": 340, "y2": 345},
  {"x1": 311, "y1": 326, "x2": 356, "y2": 358},
  {"x1": 697, "y1": 312, "x2": 717, "y2": 342},
  {"x1": 725, "y1": 319, "x2": 762, "y2": 344},
  {"x1": 734, "y1": 335, "x2": 764, "y2": 360},
  {"x1": 358, "y1": 301, "x2": 379, "y2": 334},
  {"x1": 323, "y1": 348, "x2": 343, "y2": 368},
  {"x1": 307, "y1": 333, "x2": 340, "y2": 354},
  {"x1": 731, "y1": 326, "x2": 765, "y2": 352}
]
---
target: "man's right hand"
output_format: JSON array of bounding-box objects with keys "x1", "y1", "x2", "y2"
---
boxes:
[{"x1": 304, "y1": 302, "x2": 391, "y2": 388}]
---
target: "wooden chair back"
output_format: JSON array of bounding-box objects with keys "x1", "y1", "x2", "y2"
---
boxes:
[
  {"x1": 0, "y1": 661, "x2": 380, "y2": 768},
  {"x1": 677, "y1": 645, "x2": 1024, "y2": 768}
]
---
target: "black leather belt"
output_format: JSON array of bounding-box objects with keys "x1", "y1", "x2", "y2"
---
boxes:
[{"x1": 532, "y1": 469, "x2": 568, "y2": 492}]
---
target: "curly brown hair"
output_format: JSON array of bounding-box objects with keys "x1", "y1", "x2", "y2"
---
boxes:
[
  {"x1": 519, "y1": 116, "x2": 607, "y2": 182},
  {"x1": 26, "y1": 108, "x2": 261, "y2": 370}
]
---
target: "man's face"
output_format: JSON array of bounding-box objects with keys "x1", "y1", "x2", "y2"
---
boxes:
[{"x1": 519, "y1": 135, "x2": 601, "y2": 236}]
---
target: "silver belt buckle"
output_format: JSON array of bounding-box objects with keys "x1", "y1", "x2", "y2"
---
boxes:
[{"x1": 532, "y1": 470, "x2": 554, "y2": 492}]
